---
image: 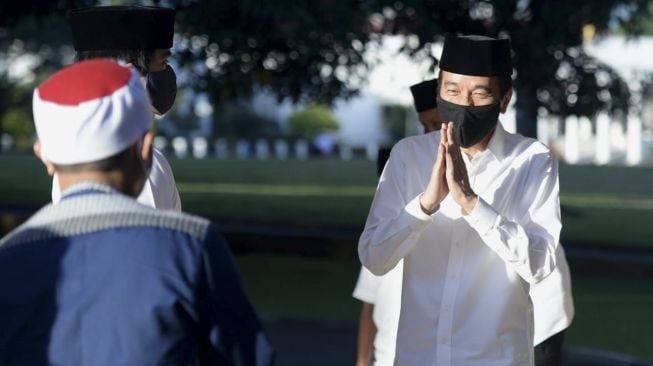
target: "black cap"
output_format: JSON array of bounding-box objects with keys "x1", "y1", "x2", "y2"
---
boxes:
[
  {"x1": 71, "y1": 6, "x2": 175, "y2": 51},
  {"x1": 439, "y1": 35, "x2": 512, "y2": 78},
  {"x1": 410, "y1": 79, "x2": 439, "y2": 112}
]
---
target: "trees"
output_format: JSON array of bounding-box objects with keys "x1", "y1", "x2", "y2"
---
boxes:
[
  {"x1": 172, "y1": 0, "x2": 375, "y2": 105},
  {"x1": 2, "y1": 0, "x2": 653, "y2": 141},
  {"x1": 288, "y1": 104, "x2": 339, "y2": 140},
  {"x1": 0, "y1": 2, "x2": 74, "y2": 150},
  {"x1": 366, "y1": 0, "x2": 651, "y2": 137}
]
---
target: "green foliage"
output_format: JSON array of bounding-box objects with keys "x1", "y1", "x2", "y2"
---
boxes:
[
  {"x1": 0, "y1": 82, "x2": 35, "y2": 151},
  {"x1": 172, "y1": 0, "x2": 373, "y2": 105},
  {"x1": 1, "y1": 109, "x2": 34, "y2": 151},
  {"x1": 365, "y1": 0, "x2": 652, "y2": 129},
  {"x1": 214, "y1": 102, "x2": 281, "y2": 141},
  {"x1": 3, "y1": 0, "x2": 653, "y2": 137},
  {"x1": 288, "y1": 104, "x2": 339, "y2": 140}
]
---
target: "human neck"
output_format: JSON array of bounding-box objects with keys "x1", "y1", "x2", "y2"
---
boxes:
[
  {"x1": 461, "y1": 127, "x2": 496, "y2": 160},
  {"x1": 57, "y1": 170, "x2": 136, "y2": 198}
]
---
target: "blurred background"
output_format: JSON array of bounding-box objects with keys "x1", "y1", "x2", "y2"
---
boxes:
[{"x1": 1, "y1": 0, "x2": 653, "y2": 365}]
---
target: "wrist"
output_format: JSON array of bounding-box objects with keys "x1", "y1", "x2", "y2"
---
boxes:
[
  {"x1": 461, "y1": 195, "x2": 478, "y2": 215},
  {"x1": 419, "y1": 193, "x2": 440, "y2": 214}
]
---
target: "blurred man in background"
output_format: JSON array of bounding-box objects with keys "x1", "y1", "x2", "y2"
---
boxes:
[
  {"x1": 50, "y1": 5, "x2": 181, "y2": 211},
  {"x1": 411, "y1": 78, "x2": 443, "y2": 133}
]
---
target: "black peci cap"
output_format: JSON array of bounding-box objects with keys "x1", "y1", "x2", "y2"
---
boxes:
[
  {"x1": 410, "y1": 79, "x2": 439, "y2": 113},
  {"x1": 71, "y1": 6, "x2": 175, "y2": 51},
  {"x1": 439, "y1": 35, "x2": 512, "y2": 78}
]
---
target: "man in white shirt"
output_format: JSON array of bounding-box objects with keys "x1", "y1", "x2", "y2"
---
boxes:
[
  {"x1": 358, "y1": 34, "x2": 562, "y2": 366},
  {"x1": 50, "y1": 6, "x2": 181, "y2": 211},
  {"x1": 354, "y1": 76, "x2": 573, "y2": 365}
]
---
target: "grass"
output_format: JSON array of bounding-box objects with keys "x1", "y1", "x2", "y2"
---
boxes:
[
  {"x1": 565, "y1": 274, "x2": 653, "y2": 361},
  {"x1": 3, "y1": 154, "x2": 653, "y2": 246},
  {"x1": 234, "y1": 252, "x2": 653, "y2": 362},
  {"x1": 235, "y1": 253, "x2": 362, "y2": 321}
]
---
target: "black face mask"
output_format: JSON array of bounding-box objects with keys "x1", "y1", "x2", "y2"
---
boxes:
[
  {"x1": 147, "y1": 65, "x2": 177, "y2": 115},
  {"x1": 436, "y1": 94, "x2": 500, "y2": 148}
]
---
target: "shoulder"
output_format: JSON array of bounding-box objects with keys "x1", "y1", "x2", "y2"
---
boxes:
[
  {"x1": 392, "y1": 131, "x2": 440, "y2": 157},
  {"x1": 146, "y1": 209, "x2": 214, "y2": 241},
  {"x1": 503, "y1": 131, "x2": 554, "y2": 165},
  {"x1": 0, "y1": 194, "x2": 212, "y2": 249},
  {"x1": 150, "y1": 147, "x2": 176, "y2": 182}
]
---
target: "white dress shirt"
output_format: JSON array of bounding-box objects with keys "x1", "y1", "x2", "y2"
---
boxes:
[
  {"x1": 531, "y1": 245, "x2": 574, "y2": 345},
  {"x1": 353, "y1": 262, "x2": 403, "y2": 366},
  {"x1": 352, "y1": 248, "x2": 573, "y2": 365},
  {"x1": 52, "y1": 147, "x2": 181, "y2": 211},
  {"x1": 359, "y1": 122, "x2": 561, "y2": 366}
]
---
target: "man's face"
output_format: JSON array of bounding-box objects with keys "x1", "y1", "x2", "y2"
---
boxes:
[
  {"x1": 418, "y1": 108, "x2": 443, "y2": 133},
  {"x1": 439, "y1": 70, "x2": 507, "y2": 111},
  {"x1": 149, "y1": 48, "x2": 172, "y2": 72}
]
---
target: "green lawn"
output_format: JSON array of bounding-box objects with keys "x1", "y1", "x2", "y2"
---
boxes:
[
  {"x1": 234, "y1": 252, "x2": 653, "y2": 362},
  {"x1": 564, "y1": 274, "x2": 653, "y2": 361},
  {"x1": 2, "y1": 154, "x2": 653, "y2": 246}
]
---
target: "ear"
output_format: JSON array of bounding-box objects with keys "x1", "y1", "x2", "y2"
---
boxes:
[
  {"x1": 140, "y1": 131, "x2": 155, "y2": 167},
  {"x1": 500, "y1": 88, "x2": 513, "y2": 114},
  {"x1": 33, "y1": 140, "x2": 55, "y2": 176}
]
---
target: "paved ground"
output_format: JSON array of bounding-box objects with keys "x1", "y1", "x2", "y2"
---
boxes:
[{"x1": 262, "y1": 317, "x2": 653, "y2": 366}]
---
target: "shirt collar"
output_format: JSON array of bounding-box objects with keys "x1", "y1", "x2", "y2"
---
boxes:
[
  {"x1": 60, "y1": 181, "x2": 120, "y2": 200},
  {"x1": 484, "y1": 120, "x2": 506, "y2": 162}
]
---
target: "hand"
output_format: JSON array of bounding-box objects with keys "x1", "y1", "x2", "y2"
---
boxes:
[
  {"x1": 442, "y1": 123, "x2": 478, "y2": 214},
  {"x1": 419, "y1": 126, "x2": 449, "y2": 214}
]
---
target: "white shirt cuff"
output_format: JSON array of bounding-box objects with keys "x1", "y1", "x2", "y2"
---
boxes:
[
  {"x1": 352, "y1": 287, "x2": 377, "y2": 303},
  {"x1": 404, "y1": 194, "x2": 436, "y2": 226},
  {"x1": 463, "y1": 197, "x2": 499, "y2": 235}
]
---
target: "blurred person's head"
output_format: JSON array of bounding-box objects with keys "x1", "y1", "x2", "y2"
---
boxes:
[
  {"x1": 32, "y1": 59, "x2": 154, "y2": 198},
  {"x1": 410, "y1": 79, "x2": 442, "y2": 133},
  {"x1": 437, "y1": 34, "x2": 513, "y2": 148},
  {"x1": 71, "y1": 6, "x2": 177, "y2": 115}
]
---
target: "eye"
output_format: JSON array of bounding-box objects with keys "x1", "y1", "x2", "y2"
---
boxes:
[
  {"x1": 446, "y1": 89, "x2": 459, "y2": 95},
  {"x1": 472, "y1": 91, "x2": 492, "y2": 99}
]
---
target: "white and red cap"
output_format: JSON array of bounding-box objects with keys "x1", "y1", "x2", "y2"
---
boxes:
[{"x1": 33, "y1": 59, "x2": 152, "y2": 165}]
